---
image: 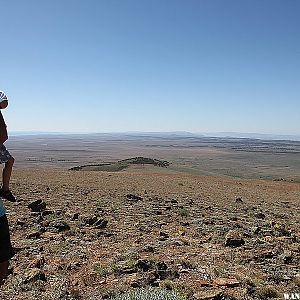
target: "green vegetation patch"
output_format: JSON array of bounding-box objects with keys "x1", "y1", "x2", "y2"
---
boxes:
[
  {"x1": 69, "y1": 157, "x2": 170, "y2": 171},
  {"x1": 110, "y1": 288, "x2": 186, "y2": 300}
]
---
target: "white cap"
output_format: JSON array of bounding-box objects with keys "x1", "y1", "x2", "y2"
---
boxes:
[{"x1": 0, "y1": 91, "x2": 8, "y2": 102}]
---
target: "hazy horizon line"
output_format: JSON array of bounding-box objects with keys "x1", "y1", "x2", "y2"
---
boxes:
[{"x1": 9, "y1": 130, "x2": 300, "y2": 141}]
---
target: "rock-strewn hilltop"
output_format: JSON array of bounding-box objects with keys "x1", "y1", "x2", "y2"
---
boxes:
[{"x1": 1, "y1": 168, "x2": 300, "y2": 300}]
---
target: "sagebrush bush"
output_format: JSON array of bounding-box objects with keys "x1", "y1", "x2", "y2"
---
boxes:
[
  {"x1": 257, "y1": 286, "x2": 279, "y2": 299},
  {"x1": 110, "y1": 288, "x2": 186, "y2": 300}
]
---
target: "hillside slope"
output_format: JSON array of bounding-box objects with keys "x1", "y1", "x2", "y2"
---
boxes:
[{"x1": 1, "y1": 168, "x2": 300, "y2": 299}]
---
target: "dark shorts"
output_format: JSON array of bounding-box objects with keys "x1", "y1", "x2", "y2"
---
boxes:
[
  {"x1": 0, "y1": 144, "x2": 12, "y2": 164},
  {"x1": 0, "y1": 215, "x2": 14, "y2": 263}
]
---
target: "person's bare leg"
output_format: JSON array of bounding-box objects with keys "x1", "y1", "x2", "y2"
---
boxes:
[
  {"x1": 2, "y1": 157, "x2": 14, "y2": 191},
  {"x1": 0, "y1": 261, "x2": 9, "y2": 285}
]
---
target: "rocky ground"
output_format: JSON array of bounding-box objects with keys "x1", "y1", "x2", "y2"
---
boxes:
[{"x1": 1, "y1": 168, "x2": 300, "y2": 300}]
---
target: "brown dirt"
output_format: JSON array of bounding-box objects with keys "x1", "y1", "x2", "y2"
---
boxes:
[{"x1": 1, "y1": 167, "x2": 300, "y2": 299}]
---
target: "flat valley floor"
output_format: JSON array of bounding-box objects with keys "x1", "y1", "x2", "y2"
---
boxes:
[{"x1": 7, "y1": 133, "x2": 300, "y2": 181}]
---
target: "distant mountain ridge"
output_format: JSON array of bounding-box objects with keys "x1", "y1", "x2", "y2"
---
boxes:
[
  {"x1": 203, "y1": 132, "x2": 300, "y2": 141},
  {"x1": 10, "y1": 131, "x2": 300, "y2": 141}
]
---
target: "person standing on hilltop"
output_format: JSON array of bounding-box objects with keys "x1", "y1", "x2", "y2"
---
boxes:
[{"x1": 0, "y1": 90, "x2": 15, "y2": 285}]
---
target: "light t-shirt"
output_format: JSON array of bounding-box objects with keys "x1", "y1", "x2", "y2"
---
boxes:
[{"x1": 0, "y1": 199, "x2": 5, "y2": 217}]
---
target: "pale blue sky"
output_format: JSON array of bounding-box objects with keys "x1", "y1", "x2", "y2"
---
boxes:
[{"x1": 0, "y1": 0, "x2": 299, "y2": 134}]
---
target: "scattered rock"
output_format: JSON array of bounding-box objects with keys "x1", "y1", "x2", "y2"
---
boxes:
[
  {"x1": 41, "y1": 232, "x2": 61, "y2": 240},
  {"x1": 81, "y1": 215, "x2": 98, "y2": 226},
  {"x1": 116, "y1": 261, "x2": 137, "y2": 275},
  {"x1": 280, "y1": 250, "x2": 293, "y2": 264},
  {"x1": 3, "y1": 168, "x2": 299, "y2": 300},
  {"x1": 155, "y1": 261, "x2": 179, "y2": 280},
  {"x1": 195, "y1": 279, "x2": 213, "y2": 287},
  {"x1": 72, "y1": 212, "x2": 79, "y2": 220},
  {"x1": 41, "y1": 210, "x2": 54, "y2": 216},
  {"x1": 252, "y1": 226, "x2": 261, "y2": 234},
  {"x1": 29, "y1": 256, "x2": 45, "y2": 269},
  {"x1": 28, "y1": 200, "x2": 46, "y2": 212},
  {"x1": 213, "y1": 277, "x2": 240, "y2": 287},
  {"x1": 23, "y1": 268, "x2": 46, "y2": 284},
  {"x1": 146, "y1": 270, "x2": 159, "y2": 286},
  {"x1": 81, "y1": 214, "x2": 108, "y2": 229},
  {"x1": 26, "y1": 231, "x2": 41, "y2": 239},
  {"x1": 235, "y1": 197, "x2": 243, "y2": 203},
  {"x1": 254, "y1": 250, "x2": 275, "y2": 261},
  {"x1": 66, "y1": 261, "x2": 81, "y2": 271},
  {"x1": 254, "y1": 212, "x2": 266, "y2": 219},
  {"x1": 33, "y1": 213, "x2": 44, "y2": 223},
  {"x1": 159, "y1": 231, "x2": 169, "y2": 241},
  {"x1": 96, "y1": 231, "x2": 113, "y2": 237},
  {"x1": 127, "y1": 274, "x2": 144, "y2": 288},
  {"x1": 126, "y1": 194, "x2": 143, "y2": 201},
  {"x1": 225, "y1": 230, "x2": 245, "y2": 247},
  {"x1": 16, "y1": 219, "x2": 26, "y2": 227},
  {"x1": 273, "y1": 223, "x2": 291, "y2": 237},
  {"x1": 141, "y1": 245, "x2": 155, "y2": 253},
  {"x1": 172, "y1": 239, "x2": 187, "y2": 246},
  {"x1": 94, "y1": 219, "x2": 108, "y2": 229},
  {"x1": 180, "y1": 221, "x2": 190, "y2": 226},
  {"x1": 156, "y1": 261, "x2": 168, "y2": 271},
  {"x1": 135, "y1": 259, "x2": 153, "y2": 272},
  {"x1": 49, "y1": 220, "x2": 70, "y2": 232}
]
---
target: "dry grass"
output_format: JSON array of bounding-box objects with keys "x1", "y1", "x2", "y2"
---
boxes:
[{"x1": 1, "y1": 167, "x2": 299, "y2": 299}]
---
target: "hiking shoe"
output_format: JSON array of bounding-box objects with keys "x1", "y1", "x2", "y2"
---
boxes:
[{"x1": 0, "y1": 189, "x2": 16, "y2": 202}]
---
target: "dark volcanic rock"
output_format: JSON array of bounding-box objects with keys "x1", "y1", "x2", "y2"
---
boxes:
[
  {"x1": 41, "y1": 210, "x2": 54, "y2": 217},
  {"x1": 156, "y1": 261, "x2": 168, "y2": 271},
  {"x1": 16, "y1": 219, "x2": 26, "y2": 227},
  {"x1": 28, "y1": 200, "x2": 46, "y2": 212},
  {"x1": 141, "y1": 245, "x2": 155, "y2": 253},
  {"x1": 49, "y1": 220, "x2": 70, "y2": 232},
  {"x1": 23, "y1": 268, "x2": 46, "y2": 284},
  {"x1": 235, "y1": 197, "x2": 243, "y2": 203},
  {"x1": 81, "y1": 215, "x2": 108, "y2": 229},
  {"x1": 94, "y1": 219, "x2": 108, "y2": 229},
  {"x1": 280, "y1": 251, "x2": 293, "y2": 264},
  {"x1": 72, "y1": 212, "x2": 79, "y2": 220},
  {"x1": 225, "y1": 230, "x2": 245, "y2": 247},
  {"x1": 96, "y1": 231, "x2": 114, "y2": 237},
  {"x1": 159, "y1": 231, "x2": 169, "y2": 241},
  {"x1": 254, "y1": 212, "x2": 266, "y2": 219},
  {"x1": 126, "y1": 194, "x2": 143, "y2": 201},
  {"x1": 252, "y1": 226, "x2": 261, "y2": 234},
  {"x1": 29, "y1": 256, "x2": 45, "y2": 269},
  {"x1": 26, "y1": 231, "x2": 42, "y2": 239},
  {"x1": 155, "y1": 261, "x2": 179, "y2": 280},
  {"x1": 81, "y1": 215, "x2": 99, "y2": 226},
  {"x1": 135, "y1": 259, "x2": 153, "y2": 272},
  {"x1": 254, "y1": 250, "x2": 275, "y2": 261},
  {"x1": 146, "y1": 270, "x2": 160, "y2": 286}
]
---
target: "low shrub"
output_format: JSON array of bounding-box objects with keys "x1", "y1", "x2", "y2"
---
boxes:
[{"x1": 110, "y1": 287, "x2": 186, "y2": 300}]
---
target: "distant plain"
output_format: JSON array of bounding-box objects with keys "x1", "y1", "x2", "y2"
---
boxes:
[{"x1": 7, "y1": 133, "x2": 300, "y2": 182}]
